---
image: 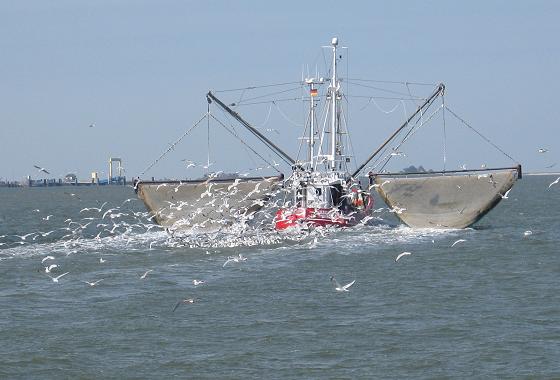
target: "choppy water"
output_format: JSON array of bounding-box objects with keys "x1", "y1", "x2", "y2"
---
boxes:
[{"x1": 0, "y1": 176, "x2": 559, "y2": 379}]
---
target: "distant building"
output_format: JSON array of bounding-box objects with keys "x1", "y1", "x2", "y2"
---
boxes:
[{"x1": 64, "y1": 173, "x2": 77, "y2": 183}]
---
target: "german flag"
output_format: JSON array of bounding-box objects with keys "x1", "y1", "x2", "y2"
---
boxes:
[{"x1": 310, "y1": 88, "x2": 318, "y2": 97}]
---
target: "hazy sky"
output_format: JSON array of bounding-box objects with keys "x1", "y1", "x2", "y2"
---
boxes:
[{"x1": 1, "y1": 1, "x2": 558, "y2": 181}]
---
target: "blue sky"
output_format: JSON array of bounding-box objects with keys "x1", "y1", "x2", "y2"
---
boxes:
[{"x1": 1, "y1": 1, "x2": 558, "y2": 181}]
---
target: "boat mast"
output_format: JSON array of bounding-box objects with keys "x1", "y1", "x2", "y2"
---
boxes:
[
  {"x1": 329, "y1": 37, "x2": 339, "y2": 171},
  {"x1": 305, "y1": 77, "x2": 321, "y2": 169},
  {"x1": 309, "y1": 81, "x2": 315, "y2": 167}
]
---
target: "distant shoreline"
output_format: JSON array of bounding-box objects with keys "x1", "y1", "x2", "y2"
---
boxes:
[{"x1": 525, "y1": 172, "x2": 560, "y2": 176}]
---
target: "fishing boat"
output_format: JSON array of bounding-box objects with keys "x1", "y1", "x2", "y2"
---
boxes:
[
  {"x1": 136, "y1": 37, "x2": 521, "y2": 231},
  {"x1": 272, "y1": 37, "x2": 374, "y2": 229}
]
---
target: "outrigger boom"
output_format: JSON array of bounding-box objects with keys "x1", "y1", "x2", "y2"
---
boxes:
[
  {"x1": 206, "y1": 91, "x2": 296, "y2": 166},
  {"x1": 352, "y1": 82, "x2": 445, "y2": 178}
]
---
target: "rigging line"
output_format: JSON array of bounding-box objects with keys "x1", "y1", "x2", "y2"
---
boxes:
[
  {"x1": 215, "y1": 104, "x2": 281, "y2": 170},
  {"x1": 236, "y1": 88, "x2": 247, "y2": 108},
  {"x1": 214, "y1": 101, "x2": 293, "y2": 167},
  {"x1": 140, "y1": 113, "x2": 208, "y2": 176},
  {"x1": 208, "y1": 113, "x2": 282, "y2": 174},
  {"x1": 321, "y1": 48, "x2": 329, "y2": 80},
  {"x1": 444, "y1": 106, "x2": 518, "y2": 163},
  {"x1": 234, "y1": 97, "x2": 303, "y2": 107},
  {"x1": 363, "y1": 99, "x2": 412, "y2": 173},
  {"x1": 360, "y1": 97, "x2": 401, "y2": 113},
  {"x1": 369, "y1": 103, "x2": 436, "y2": 173},
  {"x1": 376, "y1": 106, "x2": 443, "y2": 172},
  {"x1": 405, "y1": 82, "x2": 422, "y2": 108},
  {"x1": 441, "y1": 96, "x2": 447, "y2": 171},
  {"x1": 345, "y1": 81, "x2": 426, "y2": 98},
  {"x1": 207, "y1": 102, "x2": 211, "y2": 173},
  {"x1": 339, "y1": 105, "x2": 358, "y2": 176},
  {"x1": 397, "y1": 105, "x2": 442, "y2": 148},
  {"x1": 295, "y1": 105, "x2": 312, "y2": 162},
  {"x1": 346, "y1": 78, "x2": 438, "y2": 86},
  {"x1": 255, "y1": 102, "x2": 273, "y2": 127},
  {"x1": 346, "y1": 47, "x2": 349, "y2": 134},
  {"x1": 234, "y1": 86, "x2": 304, "y2": 105},
  {"x1": 349, "y1": 95, "x2": 427, "y2": 101},
  {"x1": 273, "y1": 101, "x2": 304, "y2": 127},
  {"x1": 213, "y1": 81, "x2": 302, "y2": 93},
  {"x1": 219, "y1": 107, "x2": 261, "y2": 172}
]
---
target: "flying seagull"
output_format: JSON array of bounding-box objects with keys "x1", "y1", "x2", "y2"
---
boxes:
[
  {"x1": 41, "y1": 255, "x2": 55, "y2": 263},
  {"x1": 549, "y1": 176, "x2": 560, "y2": 188},
  {"x1": 82, "y1": 279, "x2": 103, "y2": 287},
  {"x1": 395, "y1": 251, "x2": 412, "y2": 262},
  {"x1": 451, "y1": 239, "x2": 466, "y2": 247},
  {"x1": 172, "y1": 298, "x2": 197, "y2": 312},
  {"x1": 330, "y1": 275, "x2": 355, "y2": 292},
  {"x1": 47, "y1": 272, "x2": 69, "y2": 283},
  {"x1": 499, "y1": 189, "x2": 512, "y2": 199},
  {"x1": 223, "y1": 254, "x2": 247, "y2": 267},
  {"x1": 44, "y1": 264, "x2": 58, "y2": 273},
  {"x1": 33, "y1": 165, "x2": 50, "y2": 174},
  {"x1": 140, "y1": 270, "x2": 153, "y2": 279},
  {"x1": 538, "y1": 148, "x2": 548, "y2": 153}
]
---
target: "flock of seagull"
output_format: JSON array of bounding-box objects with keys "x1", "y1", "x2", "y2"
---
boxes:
[{"x1": 1, "y1": 153, "x2": 556, "y2": 312}]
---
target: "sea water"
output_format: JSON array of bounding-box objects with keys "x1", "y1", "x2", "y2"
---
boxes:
[{"x1": 0, "y1": 175, "x2": 559, "y2": 378}]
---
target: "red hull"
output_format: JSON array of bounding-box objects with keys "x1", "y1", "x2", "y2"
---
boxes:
[{"x1": 274, "y1": 207, "x2": 356, "y2": 230}]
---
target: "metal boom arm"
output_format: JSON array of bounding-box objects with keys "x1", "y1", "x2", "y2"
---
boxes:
[
  {"x1": 352, "y1": 83, "x2": 445, "y2": 178},
  {"x1": 206, "y1": 91, "x2": 296, "y2": 166}
]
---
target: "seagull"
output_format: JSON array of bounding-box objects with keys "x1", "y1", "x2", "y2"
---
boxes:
[
  {"x1": 47, "y1": 272, "x2": 69, "y2": 283},
  {"x1": 395, "y1": 251, "x2": 412, "y2": 262},
  {"x1": 368, "y1": 180, "x2": 390, "y2": 190},
  {"x1": 451, "y1": 239, "x2": 466, "y2": 247},
  {"x1": 14, "y1": 232, "x2": 37, "y2": 241},
  {"x1": 308, "y1": 237, "x2": 318, "y2": 249},
  {"x1": 538, "y1": 148, "x2": 548, "y2": 153},
  {"x1": 330, "y1": 276, "x2": 355, "y2": 292},
  {"x1": 192, "y1": 279, "x2": 205, "y2": 286},
  {"x1": 79, "y1": 202, "x2": 107, "y2": 213},
  {"x1": 64, "y1": 192, "x2": 81, "y2": 199},
  {"x1": 33, "y1": 165, "x2": 50, "y2": 174},
  {"x1": 102, "y1": 208, "x2": 118, "y2": 219},
  {"x1": 523, "y1": 230, "x2": 533, "y2": 236},
  {"x1": 548, "y1": 176, "x2": 560, "y2": 188},
  {"x1": 82, "y1": 279, "x2": 103, "y2": 287},
  {"x1": 99, "y1": 256, "x2": 106, "y2": 263},
  {"x1": 228, "y1": 178, "x2": 241, "y2": 191},
  {"x1": 200, "y1": 183, "x2": 214, "y2": 198},
  {"x1": 156, "y1": 183, "x2": 168, "y2": 191},
  {"x1": 88, "y1": 123, "x2": 95, "y2": 128},
  {"x1": 172, "y1": 298, "x2": 197, "y2": 312},
  {"x1": 44, "y1": 264, "x2": 58, "y2": 273},
  {"x1": 140, "y1": 270, "x2": 153, "y2": 279},
  {"x1": 42, "y1": 215, "x2": 53, "y2": 221},
  {"x1": 388, "y1": 206, "x2": 406, "y2": 214},
  {"x1": 245, "y1": 182, "x2": 262, "y2": 198},
  {"x1": 223, "y1": 254, "x2": 247, "y2": 267},
  {"x1": 41, "y1": 255, "x2": 55, "y2": 263},
  {"x1": 499, "y1": 189, "x2": 512, "y2": 199}
]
